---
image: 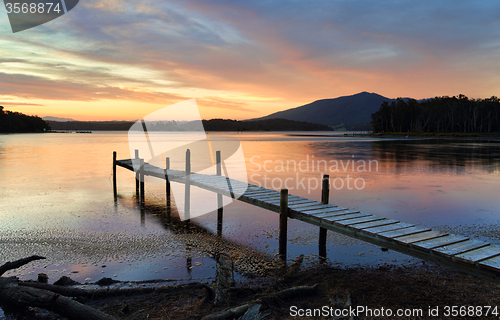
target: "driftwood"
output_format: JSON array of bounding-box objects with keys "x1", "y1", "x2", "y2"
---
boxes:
[
  {"x1": 239, "y1": 304, "x2": 269, "y2": 320},
  {"x1": 20, "y1": 281, "x2": 207, "y2": 299},
  {"x1": 201, "y1": 284, "x2": 318, "y2": 320},
  {"x1": 0, "y1": 256, "x2": 115, "y2": 320},
  {"x1": 0, "y1": 255, "x2": 45, "y2": 276}
]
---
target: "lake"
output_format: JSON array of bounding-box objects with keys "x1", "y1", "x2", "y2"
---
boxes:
[{"x1": 1, "y1": 131, "x2": 499, "y2": 286}]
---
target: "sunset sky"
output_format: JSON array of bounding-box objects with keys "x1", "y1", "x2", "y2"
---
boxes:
[{"x1": 1, "y1": 0, "x2": 499, "y2": 121}]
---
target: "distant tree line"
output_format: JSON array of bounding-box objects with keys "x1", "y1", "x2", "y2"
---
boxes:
[
  {"x1": 371, "y1": 95, "x2": 500, "y2": 133},
  {"x1": 202, "y1": 118, "x2": 333, "y2": 131},
  {"x1": 46, "y1": 120, "x2": 135, "y2": 131},
  {"x1": 0, "y1": 106, "x2": 50, "y2": 133},
  {"x1": 47, "y1": 118, "x2": 333, "y2": 131}
]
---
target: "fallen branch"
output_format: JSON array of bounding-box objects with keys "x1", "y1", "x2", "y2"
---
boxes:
[
  {"x1": 201, "y1": 303, "x2": 253, "y2": 320},
  {"x1": 0, "y1": 255, "x2": 45, "y2": 276},
  {"x1": 0, "y1": 277, "x2": 114, "y2": 320},
  {"x1": 201, "y1": 284, "x2": 318, "y2": 320},
  {"x1": 0, "y1": 256, "x2": 115, "y2": 320},
  {"x1": 19, "y1": 281, "x2": 206, "y2": 299}
]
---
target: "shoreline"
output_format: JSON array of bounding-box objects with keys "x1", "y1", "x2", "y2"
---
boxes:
[
  {"x1": 6, "y1": 261, "x2": 500, "y2": 319},
  {"x1": 87, "y1": 262, "x2": 500, "y2": 320},
  {"x1": 369, "y1": 132, "x2": 500, "y2": 138}
]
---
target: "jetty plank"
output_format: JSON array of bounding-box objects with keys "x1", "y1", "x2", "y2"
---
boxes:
[
  {"x1": 454, "y1": 245, "x2": 500, "y2": 264},
  {"x1": 395, "y1": 230, "x2": 447, "y2": 244},
  {"x1": 309, "y1": 209, "x2": 353, "y2": 218},
  {"x1": 336, "y1": 215, "x2": 385, "y2": 226},
  {"x1": 355, "y1": 219, "x2": 399, "y2": 229},
  {"x1": 433, "y1": 240, "x2": 490, "y2": 257},
  {"x1": 289, "y1": 206, "x2": 326, "y2": 213},
  {"x1": 363, "y1": 222, "x2": 414, "y2": 235},
  {"x1": 301, "y1": 206, "x2": 340, "y2": 214},
  {"x1": 378, "y1": 226, "x2": 431, "y2": 239},
  {"x1": 479, "y1": 256, "x2": 500, "y2": 272},
  {"x1": 412, "y1": 234, "x2": 469, "y2": 251},
  {"x1": 269, "y1": 199, "x2": 315, "y2": 206},
  {"x1": 324, "y1": 212, "x2": 369, "y2": 222}
]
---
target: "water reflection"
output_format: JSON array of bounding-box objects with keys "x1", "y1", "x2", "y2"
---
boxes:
[
  {"x1": 1, "y1": 132, "x2": 499, "y2": 286},
  {"x1": 371, "y1": 139, "x2": 500, "y2": 173},
  {"x1": 137, "y1": 198, "x2": 277, "y2": 277}
]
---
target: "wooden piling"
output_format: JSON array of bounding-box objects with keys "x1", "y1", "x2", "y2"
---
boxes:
[
  {"x1": 139, "y1": 158, "x2": 145, "y2": 208},
  {"x1": 319, "y1": 175, "x2": 329, "y2": 248},
  {"x1": 135, "y1": 149, "x2": 139, "y2": 200},
  {"x1": 113, "y1": 151, "x2": 117, "y2": 202},
  {"x1": 279, "y1": 189, "x2": 289, "y2": 261},
  {"x1": 216, "y1": 150, "x2": 221, "y2": 176},
  {"x1": 184, "y1": 149, "x2": 191, "y2": 221}
]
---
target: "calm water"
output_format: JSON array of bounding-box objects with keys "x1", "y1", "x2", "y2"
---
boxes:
[{"x1": 1, "y1": 131, "x2": 500, "y2": 286}]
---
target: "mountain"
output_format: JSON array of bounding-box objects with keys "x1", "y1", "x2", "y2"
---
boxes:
[
  {"x1": 42, "y1": 116, "x2": 76, "y2": 122},
  {"x1": 252, "y1": 92, "x2": 398, "y2": 130}
]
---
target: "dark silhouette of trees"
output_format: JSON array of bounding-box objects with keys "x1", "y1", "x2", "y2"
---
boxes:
[
  {"x1": 0, "y1": 106, "x2": 51, "y2": 133},
  {"x1": 202, "y1": 118, "x2": 333, "y2": 131},
  {"x1": 46, "y1": 118, "x2": 333, "y2": 131},
  {"x1": 371, "y1": 95, "x2": 500, "y2": 133}
]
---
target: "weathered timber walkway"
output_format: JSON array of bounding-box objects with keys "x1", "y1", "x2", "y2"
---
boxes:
[{"x1": 114, "y1": 154, "x2": 500, "y2": 282}]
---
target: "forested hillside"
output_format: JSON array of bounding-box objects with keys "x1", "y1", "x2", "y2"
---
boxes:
[
  {"x1": 0, "y1": 106, "x2": 50, "y2": 133},
  {"x1": 371, "y1": 95, "x2": 500, "y2": 133}
]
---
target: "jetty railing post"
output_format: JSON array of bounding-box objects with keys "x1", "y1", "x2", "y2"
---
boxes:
[
  {"x1": 319, "y1": 174, "x2": 329, "y2": 259},
  {"x1": 279, "y1": 189, "x2": 289, "y2": 261},
  {"x1": 135, "y1": 149, "x2": 140, "y2": 202},
  {"x1": 113, "y1": 151, "x2": 117, "y2": 202},
  {"x1": 165, "y1": 157, "x2": 171, "y2": 218},
  {"x1": 140, "y1": 158, "x2": 145, "y2": 208},
  {"x1": 216, "y1": 151, "x2": 223, "y2": 237},
  {"x1": 184, "y1": 149, "x2": 191, "y2": 221}
]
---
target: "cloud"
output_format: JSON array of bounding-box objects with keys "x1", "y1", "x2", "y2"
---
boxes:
[
  {"x1": 0, "y1": 101, "x2": 45, "y2": 107},
  {"x1": 0, "y1": 72, "x2": 185, "y2": 103},
  {"x1": 1, "y1": 0, "x2": 499, "y2": 119},
  {"x1": 197, "y1": 97, "x2": 258, "y2": 114}
]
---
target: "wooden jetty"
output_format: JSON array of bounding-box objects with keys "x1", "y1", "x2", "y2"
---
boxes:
[
  {"x1": 343, "y1": 132, "x2": 368, "y2": 137},
  {"x1": 113, "y1": 150, "x2": 500, "y2": 282}
]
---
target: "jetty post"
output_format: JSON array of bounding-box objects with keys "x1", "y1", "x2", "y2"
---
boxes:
[
  {"x1": 135, "y1": 149, "x2": 140, "y2": 201},
  {"x1": 279, "y1": 188, "x2": 289, "y2": 261},
  {"x1": 184, "y1": 149, "x2": 191, "y2": 221},
  {"x1": 165, "y1": 157, "x2": 171, "y2": 218},
  {"x1": 319, "y1": 174, "x2": 329, "y2": 258},
  {"x1": 216, "y1": 151, "x2": 223, "y2": 237},
  {"x1": 113, "y1": 151, "x2": 117, "y2": 202}
]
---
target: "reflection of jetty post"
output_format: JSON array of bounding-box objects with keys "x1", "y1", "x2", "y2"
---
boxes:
[
  {"x1": 216, "y1": 151, "x2": 223, "y2": 237},
  {"x1": 165, "y1": 157, "x2": 171, "y2": 218},
  {"x1": 140, "y1": 158, "x2": 145, "y2": 208},
  {"x1": 113, "y1": 151, "x2": 117, "y2": 202},
  {"x1": 279, "y1": 189, "x2": 288, "y2": 261},
  {"x1": 319, "y1": 174, "x2": 329, "y2": 260},
  {"x1": 186, "y1": 244, "x2": 192, "y2": 275},
  {"x1": 184, "y1": 149, "x2": 191, "y2": 221},
  {"x1": 135, "y1": 149, "x2": 140, "y2": 202}
]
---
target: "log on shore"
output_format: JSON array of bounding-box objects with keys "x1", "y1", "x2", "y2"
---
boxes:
[
  {"x1": 0, "y1": 256, "x2": 115, "y2": 320},
  {"x1": 0, "y1": 277, "x2": 115, "y2": 320}
]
